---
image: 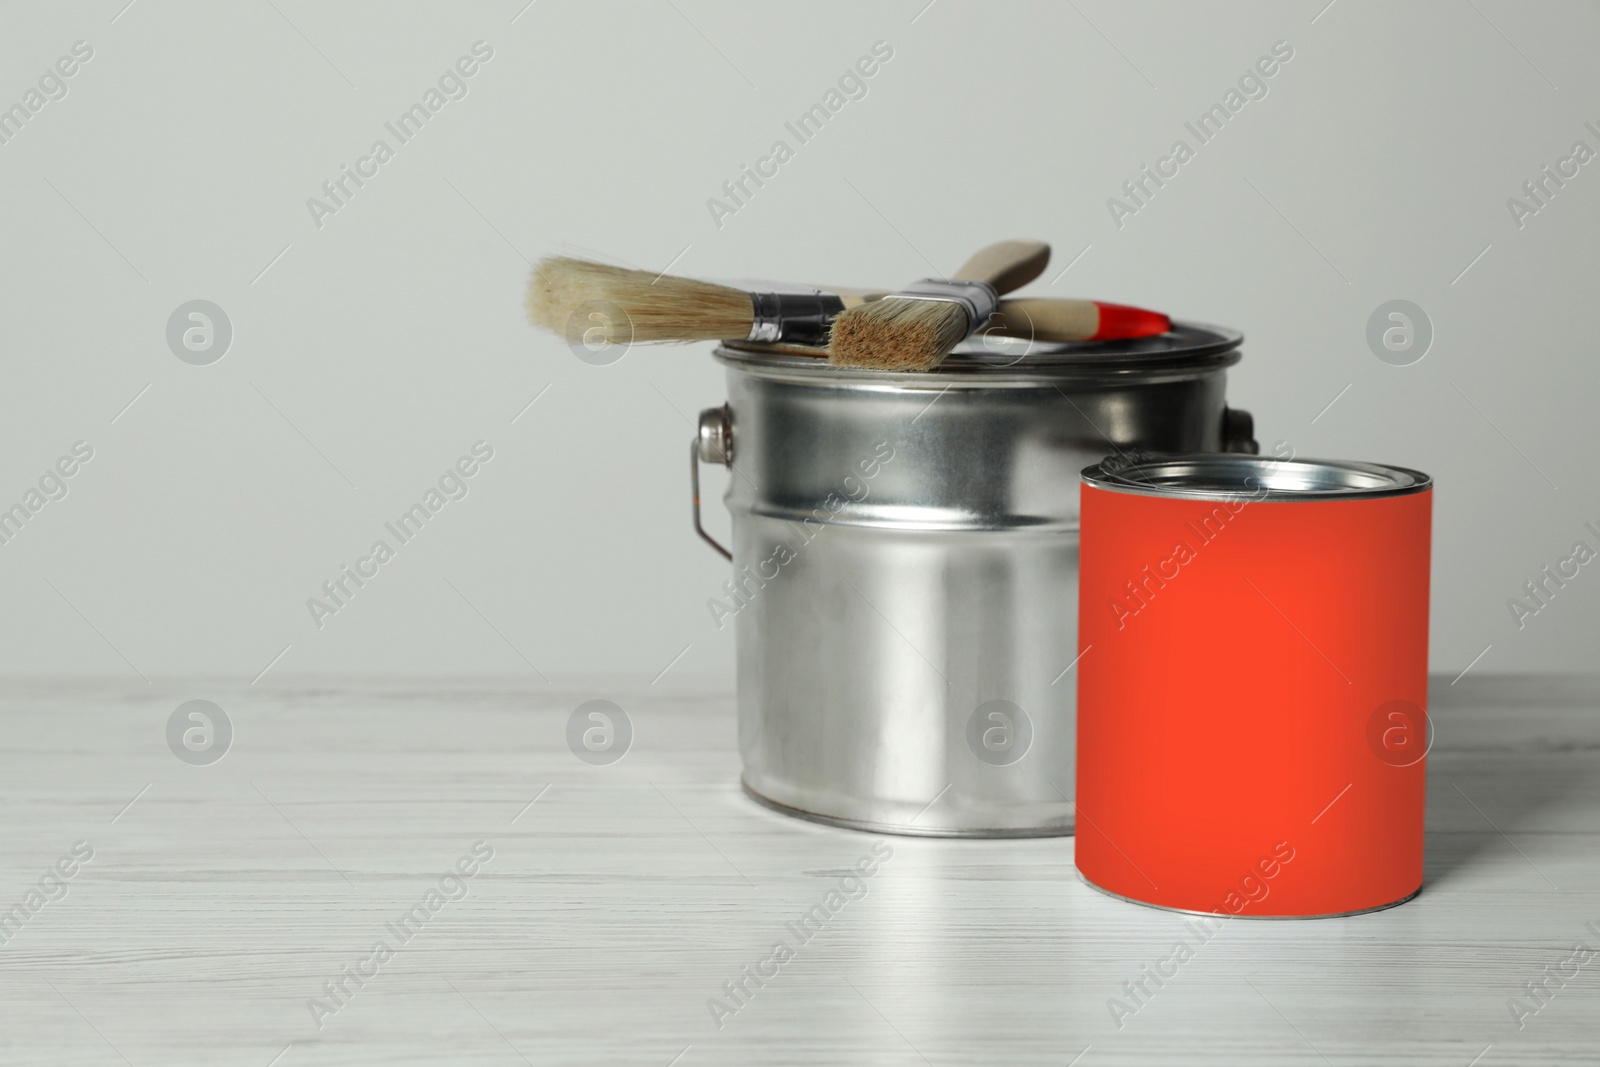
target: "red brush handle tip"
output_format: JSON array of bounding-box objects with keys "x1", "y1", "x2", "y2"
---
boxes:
[{"x1": 1091, "y1": 303, "x2": 1171, "y2": 341}]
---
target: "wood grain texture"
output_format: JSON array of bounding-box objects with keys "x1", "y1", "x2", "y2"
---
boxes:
[{"x1": 0, "y1": 675, "x2": 1597, "y2": 1066}]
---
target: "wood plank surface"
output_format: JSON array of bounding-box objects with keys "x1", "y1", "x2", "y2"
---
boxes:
[{"x1": 0, "y1": 675, "x2": 1596, "y2": 1065}]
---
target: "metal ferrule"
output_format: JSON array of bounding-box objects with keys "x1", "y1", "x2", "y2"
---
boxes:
[
  {"x1": 892, "y1": 278, "x2": 1001, "y2": 335},
  {"x1": 746, "y1": 291, "x2": 847, "y2": 346}
]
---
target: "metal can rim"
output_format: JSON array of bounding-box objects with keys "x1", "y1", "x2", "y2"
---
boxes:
[
  {"x1": 1082, "y1": 453, "x2": 1432, "y2": 501},
  {"x1": 714, "y1": 319, "x2": 1242, "y2": 384}
]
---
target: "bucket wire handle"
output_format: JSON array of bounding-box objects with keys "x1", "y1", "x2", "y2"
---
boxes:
[{"x1": 692, "y1": 404, "x2": 733, "y2": 561}]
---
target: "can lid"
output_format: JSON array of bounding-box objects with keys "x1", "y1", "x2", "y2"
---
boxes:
[
  {"x1": 1082, "y1": 453, "x2": 1432, "y2": 501},
  {"x1": 717, "y1": 320, "x2": 1241, "y2": 381}
]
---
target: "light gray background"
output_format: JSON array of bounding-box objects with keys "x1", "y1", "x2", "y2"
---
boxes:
[{"x1": 0, "y1": 0, "x2": 1595, "y2": 684}]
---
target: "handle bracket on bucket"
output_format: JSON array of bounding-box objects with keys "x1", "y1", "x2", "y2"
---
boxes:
[
  {"x1": 1222, "y1": 407, "x2": 1259, "y2": 455},
  {"x1": 692, "y1": 404, "x2": 733, "y2": 562}
]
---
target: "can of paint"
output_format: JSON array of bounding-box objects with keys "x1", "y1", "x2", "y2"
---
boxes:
[
  {"x1": 1075, "y1": 454, "x2": 1433, "y2": 915},
  {"x1": 691, "y1": 326, "x2": 1257, "y2": 837}
]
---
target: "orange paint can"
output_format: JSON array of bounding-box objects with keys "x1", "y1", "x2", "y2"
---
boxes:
[{"x1": 1075, "y1": 454, "x2": 1433, "y2": 918}]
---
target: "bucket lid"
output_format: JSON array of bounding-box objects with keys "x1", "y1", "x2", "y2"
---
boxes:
[
  {"x1": 1082, "y1": 453, "x2": 1432, "y2": 501},
  {"x1": 716, "y1": 320, "x2": 1241, "y2": 381}
]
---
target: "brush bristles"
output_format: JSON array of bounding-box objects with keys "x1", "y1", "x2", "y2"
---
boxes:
[
  {"x1": 525, "y1": 256, "x2": 754, "y2": 343},
  {"x1": 827, "y1": 297, "x2": 971, "y2": 371}
]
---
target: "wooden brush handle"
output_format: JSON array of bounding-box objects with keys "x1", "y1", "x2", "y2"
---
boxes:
[
  {"x1": 833, "y1": 286, "x2": 891, "y2": 308},
  {"x1": 949, "y1": 240, "x2": 1051, "y2": 295},
  {"x1": 991, "y1": 298, "x2": 1100, "y2": 341}
]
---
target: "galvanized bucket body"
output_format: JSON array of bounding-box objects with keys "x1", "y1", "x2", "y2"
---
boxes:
[{"x1": 697, "y1": 325, "x2": 1253, "y2": 836}]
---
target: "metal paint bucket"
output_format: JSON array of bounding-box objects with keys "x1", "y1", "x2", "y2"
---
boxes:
[
  {"x1": 692, "y1": 325, "x2": 1256, "y2": 837},
  {"x1": 1075, "y1": 454, "x2": 1432, "y2": 914}
]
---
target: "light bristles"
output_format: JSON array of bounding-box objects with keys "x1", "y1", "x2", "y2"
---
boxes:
[
  {"x1": 827, "y1": 297, "x2": 970, "y2": 371},
  {"x1": 525, "y1": 256, "x2": 753, "y2": 343}
]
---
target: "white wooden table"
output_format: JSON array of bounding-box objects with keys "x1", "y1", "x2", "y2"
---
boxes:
[{"x1": 2, "y1": 676, "x2": 1596, "y2": 1065}]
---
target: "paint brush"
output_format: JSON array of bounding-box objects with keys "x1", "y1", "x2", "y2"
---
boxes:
[
  {"x1": 526, "y1": 256, "x2": 870, "y2": 349},
  {"x1": 828, "y1": 246, "x2": 1170, "y2": 371},
  {"x1": 526, "y1": 241, "x2": 1049, "y2": 351}
]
